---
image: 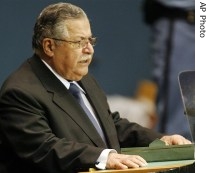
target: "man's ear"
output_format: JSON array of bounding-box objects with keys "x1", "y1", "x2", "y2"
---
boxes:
[{"x1": 42, "y1": 38, "x2": 55, "y2": 57}]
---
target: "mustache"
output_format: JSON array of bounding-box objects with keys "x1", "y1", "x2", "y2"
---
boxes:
[{"x1": 80, "y1": 55, "x2": 92, "y2": 60}]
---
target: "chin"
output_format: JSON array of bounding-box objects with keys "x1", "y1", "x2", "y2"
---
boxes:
[
  {"x1": 81, "y1": 69, "x2": 88, "y2": 76},
  {"x1": 75, "y1": 72, "x2": 88, "y2": 81}
]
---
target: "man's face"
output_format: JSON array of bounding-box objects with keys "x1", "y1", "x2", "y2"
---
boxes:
[{"x1": 49, "y1": 18, "x2": 94, "y2": 81}]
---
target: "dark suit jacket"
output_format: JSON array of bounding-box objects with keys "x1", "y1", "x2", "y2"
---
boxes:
[{"x1": 0, "y1": 54, "x2": 162, "y2": 173}]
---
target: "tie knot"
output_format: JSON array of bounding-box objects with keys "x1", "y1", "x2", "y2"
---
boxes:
[{"x1": 69, "y1": 83, "x2": 81, "y2": 97}]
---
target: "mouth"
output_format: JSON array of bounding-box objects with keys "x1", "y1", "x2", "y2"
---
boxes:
[
  {"x1": 79, "y1": 56, "x2": 91, "y2": 64},
  {"x1": 79, "y1": 59, "x2": 89, "y2": 63}
]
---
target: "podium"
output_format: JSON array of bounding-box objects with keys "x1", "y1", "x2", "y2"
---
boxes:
[
  {"x1": 78, "y1": 160, "x2": 194, "y2": 173},
  {"x1": 79, "y1": 140, "x2": 195, "y2": 173}
]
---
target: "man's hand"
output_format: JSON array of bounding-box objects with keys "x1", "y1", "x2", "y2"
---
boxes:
[
  {"x1": 106, "y1": 153, "x2": 147, "y2": 169},
  {"x1": 160, "y1": 134, "x2": 192, "y2": 145}
]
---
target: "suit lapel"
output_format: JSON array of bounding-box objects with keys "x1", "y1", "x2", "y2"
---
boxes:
[
  {"x1": 79, "y1": 76, "x2": 120, "y2": 149},
  {"x1": 52, "y1": 93, "x2": 106, "y2": 147},
  {"x1": 29, "y1": 55, "x2": 106, "y2": 147}
]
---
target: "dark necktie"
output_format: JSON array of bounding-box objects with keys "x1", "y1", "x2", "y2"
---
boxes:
[{"x1": 69, "y1": 82, "x2": 106, "y2": 143}]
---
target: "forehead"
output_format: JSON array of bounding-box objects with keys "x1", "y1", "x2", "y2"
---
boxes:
[{"x1": 65, "y1": 18, "x2": 92, "y2": 38}]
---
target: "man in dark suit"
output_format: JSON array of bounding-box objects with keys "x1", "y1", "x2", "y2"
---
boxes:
[{"x1": 0, "y1": 2, "x2": 191, "y2": 173}]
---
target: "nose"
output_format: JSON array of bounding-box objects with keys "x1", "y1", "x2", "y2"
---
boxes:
[{"x1": 82, "y1": 42, "x2": 94, "y2": 54}]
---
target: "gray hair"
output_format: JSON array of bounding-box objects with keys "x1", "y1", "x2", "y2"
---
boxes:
[{"x1": 32, "y1": 2, "x2": 88, "y2": 51}]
